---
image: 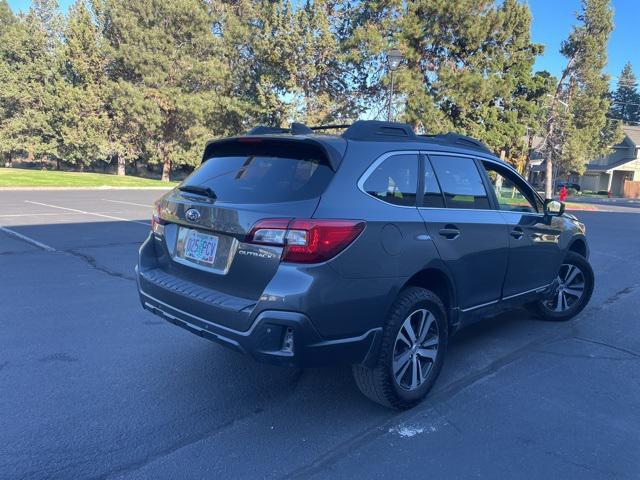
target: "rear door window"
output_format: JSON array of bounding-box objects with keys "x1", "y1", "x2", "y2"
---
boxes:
[
  {"x1": 182, "y1": 155, "x2": 333, "y2": 203},
  {"x1": 362, "y1": 154, "x2": 418, "y2": 206},
  {"x1": 429, "y1": 155, "x2": 490, "y2": 209}
]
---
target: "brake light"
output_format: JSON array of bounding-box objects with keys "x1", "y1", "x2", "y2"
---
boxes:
[
  {"x1": 247, "y1": 219, "x2": 365, "y2": 263},
  {"x1": 151, "y1": 202, "x2": 164, "y2": 234}
]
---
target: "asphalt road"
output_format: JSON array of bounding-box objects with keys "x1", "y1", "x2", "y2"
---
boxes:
[{"x1": 0, "y1": 189, "x2": 639, "y2": 480}]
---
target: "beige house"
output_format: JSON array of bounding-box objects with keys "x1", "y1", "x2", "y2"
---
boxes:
[
  {"x1": 573, "y1": 126, "x2": 640, "y2": 196},
  {"x1": 530, "y1": 125, "x2": 640, "y2": 196}
]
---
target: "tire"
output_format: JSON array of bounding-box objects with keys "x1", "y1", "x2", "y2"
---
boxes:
[
  {"x1": 532, "y1": 251, "x2": 594, "y2": 321},
  {"x1": 352, "y1": 287, "x2": 448, "y2": 409}
]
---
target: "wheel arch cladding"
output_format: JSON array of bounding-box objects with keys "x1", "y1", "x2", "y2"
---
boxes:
[
  {"x1": 568, "y1": 238, "x2": 588, "y2": 258},
  {"x1": 403, "y1": 268, "x2": 456, "y2": 320}
]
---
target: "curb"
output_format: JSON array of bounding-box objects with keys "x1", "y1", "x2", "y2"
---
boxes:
[{"x1": 565, "y1": 204, "x2": 599, "y2": 212}]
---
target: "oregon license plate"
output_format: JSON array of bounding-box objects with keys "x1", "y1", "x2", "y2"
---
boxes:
[{"x1": 178, "y1": 228, "x2": 219, "y2": 266}]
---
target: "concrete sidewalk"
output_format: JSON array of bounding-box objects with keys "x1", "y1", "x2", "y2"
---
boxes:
[{"x1": 567, "y1": 195, "x2": 640, "y2": 208}]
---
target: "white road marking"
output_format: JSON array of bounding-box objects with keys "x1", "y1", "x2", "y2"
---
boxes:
[
  {"x1": 0, "y1": 212, "x2": 85, "y2": 218},
  {"x1": 24, "y1": 200, "x2": 151, "y2": 226},
  {"x1": 0, "y1": 225, "x2": 56, "y2": 252},
  {"x1": 101, "y1": 199, "x2": 152, "y2": 208}
]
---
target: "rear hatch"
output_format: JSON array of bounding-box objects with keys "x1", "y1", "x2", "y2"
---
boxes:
[{"x1": 152, "y1": 137, "x2": 343, "y2": 305}]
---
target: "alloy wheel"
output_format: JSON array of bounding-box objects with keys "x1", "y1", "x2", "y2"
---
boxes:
[
  {"x1": 392, "y1": 309, "x2": 440, "y2": 391},
  {"x1": 545, "y1": 263, "x2": 585, "y2": 312}
]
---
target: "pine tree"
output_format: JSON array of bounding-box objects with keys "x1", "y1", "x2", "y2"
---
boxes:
[
  {"x1": 0, "y1": 1, "x2": 16, "y2": 166},
  {"x1": 95, "y1": 0, "x2": 229, "y2": 181},
  {"x1": 290, "y1": 0, "x2": 361, "y2": 124},
  {"x1": 215, "y1": 0, "x2": 365, "y2": 129},
  {"x1": 55, "y1": 0, "x2": 111, "y2": 171},
  {"x1": 345, "y1": 0, "x2": 552, "y2": 165},
  {"x1": 0, "y1": 0, "x2": 15, "y2": 30},
  {"x1": 0, "y1": 0, "x2": 64, "y2": 168},
  {"x1": 543, "y1": 0, "x2": 623, "y2": 197},
  {"x1": 215, "y1": 0, "x2": 294, "y2": 129},
  {"x1": 610, "y1": 62, "x2": 640, "y2": 125}
]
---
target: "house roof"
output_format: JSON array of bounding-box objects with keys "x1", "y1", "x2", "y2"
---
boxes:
[
  {"x1": 622, "y1": 125, "x2": 640, "y2": 147},
  {"x1": 586, "y1": 156, "x2": 637, "y2": 172}
]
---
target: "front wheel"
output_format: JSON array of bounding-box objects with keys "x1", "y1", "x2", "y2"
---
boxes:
[
  {"x1": 352, "y1": 287, "x2": 448, "y2": 409},
  {"x1": 532, "y1": 251, "x2": 594, "y2": 321}
]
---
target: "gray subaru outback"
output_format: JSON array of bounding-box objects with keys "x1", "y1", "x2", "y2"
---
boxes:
[{"x1": 136, "y1": 120, "x2": 594, "y2": 409}]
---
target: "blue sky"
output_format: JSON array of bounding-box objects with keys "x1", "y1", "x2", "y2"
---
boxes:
[
  {"x1": 528, "y1": 0, "x2": 639, "y2": 84},
  {"x1": 7, "y1": 0, "x2": 640, "y2": 85}
]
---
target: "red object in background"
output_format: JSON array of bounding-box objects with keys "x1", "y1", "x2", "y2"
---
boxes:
[{"x1": 559, "y1": 185, "x2": 568, "y2": 202}]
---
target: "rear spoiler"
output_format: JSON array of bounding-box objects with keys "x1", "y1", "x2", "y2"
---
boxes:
[{"x1": 202, "y1": 135, "x2": 347, "y2": 171}]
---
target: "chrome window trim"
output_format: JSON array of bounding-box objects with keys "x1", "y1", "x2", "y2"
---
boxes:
[
  {"x1": 419, "y1": 151, "x2": 496, "y2": 213},
  {"x1": 357, "y1": 150, "x2": 544, "y2": 215},
  {"x1": 478, "y1": 157, "x2": 546, "y2": 213},
  {"x1": 356, "y1": 150, "x2": 421, "y2": 209}
]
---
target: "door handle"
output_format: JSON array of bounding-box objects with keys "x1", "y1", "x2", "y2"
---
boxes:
[
  {"x1": 510, "y1": 227, "x2": 524, "y2": 240},
  {"x1": 439, "y1": 225, "x2": 460, "y2": 240}
]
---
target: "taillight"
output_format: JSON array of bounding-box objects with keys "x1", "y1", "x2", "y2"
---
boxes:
[
  {"x1": 151, "y1": 202, "x2": 164, "y2": 234},
  {"x1": 247, "y1": 219, "x2": 365, "y2": 263}
]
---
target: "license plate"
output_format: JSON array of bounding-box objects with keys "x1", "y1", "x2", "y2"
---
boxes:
[{"x1": 178, "y1": 228, "x2": 219, "y2": 266}]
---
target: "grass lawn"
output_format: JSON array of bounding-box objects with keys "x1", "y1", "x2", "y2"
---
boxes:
[{"x1": 0, "y1": 167, "x2": 177, "y2": 188}]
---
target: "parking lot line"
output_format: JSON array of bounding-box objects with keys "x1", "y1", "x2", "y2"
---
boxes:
[
  {"x1": 0, "y1": 225, "x2": 56, "y2": 252},
  {"x1": 24, "y1": 200, "x2": 151, "y2": 226},
  {"x1": 102, "y1": 199, "x2": 152, "y2": 208},
  {"x1": 0, "y1": 212, "x2": 85, "y2": 218}
]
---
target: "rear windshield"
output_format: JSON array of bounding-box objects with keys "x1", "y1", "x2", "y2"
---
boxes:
[{"x1": 181, "y1": 155, "x2": 333, "y2": 203}]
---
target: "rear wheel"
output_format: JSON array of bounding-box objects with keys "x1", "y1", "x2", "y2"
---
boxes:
[
  {"x1": 352, "y1": 287, "x2": 447, "y2": 409},
  {"x1": 532, "y1": 251, "x2": 594, "y2": 321}
]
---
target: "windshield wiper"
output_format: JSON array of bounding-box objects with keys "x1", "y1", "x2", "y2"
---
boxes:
[{"x1": 178, "y1": 185, "x2": 217, "y2": 200}]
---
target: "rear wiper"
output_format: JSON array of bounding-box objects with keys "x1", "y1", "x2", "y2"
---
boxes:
[{"x1": 178, "y1": 185, "x2": 217, "y2": 200}]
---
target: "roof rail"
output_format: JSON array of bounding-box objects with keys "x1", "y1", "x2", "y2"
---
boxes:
[
  {"x1": 247, "y1": 123, "x2": 322, "y2": 135},
  {"x1": 290, "y1": 122, "x2": 314, "y2": 135},
  {"x1": 245, "y1": 121, "x2": 493, "y2": 154},
  {"x1": 342, "y1": 120, "x2": 416, "y2": 141},
  {"x1": 419, "y1": 132, "x2": 492, "y2": 154},
  {"x1": 310, "y1": 124, "x2": 351, "y2": 131}
]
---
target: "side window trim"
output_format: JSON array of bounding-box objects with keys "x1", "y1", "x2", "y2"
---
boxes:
[
  {"x1": 357, "y1": 150, "x2": 421, "y2": 208},
  {"x1": 475, "y1": 158, "x2": 500, "y2": 211},
  {"x1": 419, "y1": 150, "x2": 495, "y2": 211},
  {"x1": 481, "y1": 159, "x2": 542, "y2": 214},
  {"x1": 421, "y1": 153, "x2": 447, "y2": 209},
  {"x1": 426, "y1": 153, "x2": 492, "y2": 211},
  {"x1": 360, "y1": 150, "x2": 541, "y2": 213},
  {"x1": 417, "y1": 154, "x2": 426, "y2": 208}
]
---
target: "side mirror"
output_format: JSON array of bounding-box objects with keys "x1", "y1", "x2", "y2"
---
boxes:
[{"x1": 544, "y1": 199, "x2": 565, "y2": 216}]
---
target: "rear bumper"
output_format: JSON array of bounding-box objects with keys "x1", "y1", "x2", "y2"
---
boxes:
[{"x1": 138, "y1": 280, "x2": 381, "y2": 368}]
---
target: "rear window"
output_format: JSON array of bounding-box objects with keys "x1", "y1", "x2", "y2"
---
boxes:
[
  {"x1": 362, "y1": 154, "x2": 418, "y2": 206},
  {"x1": 182, "y1": 155, "x2": 333, "y2": 203}
]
